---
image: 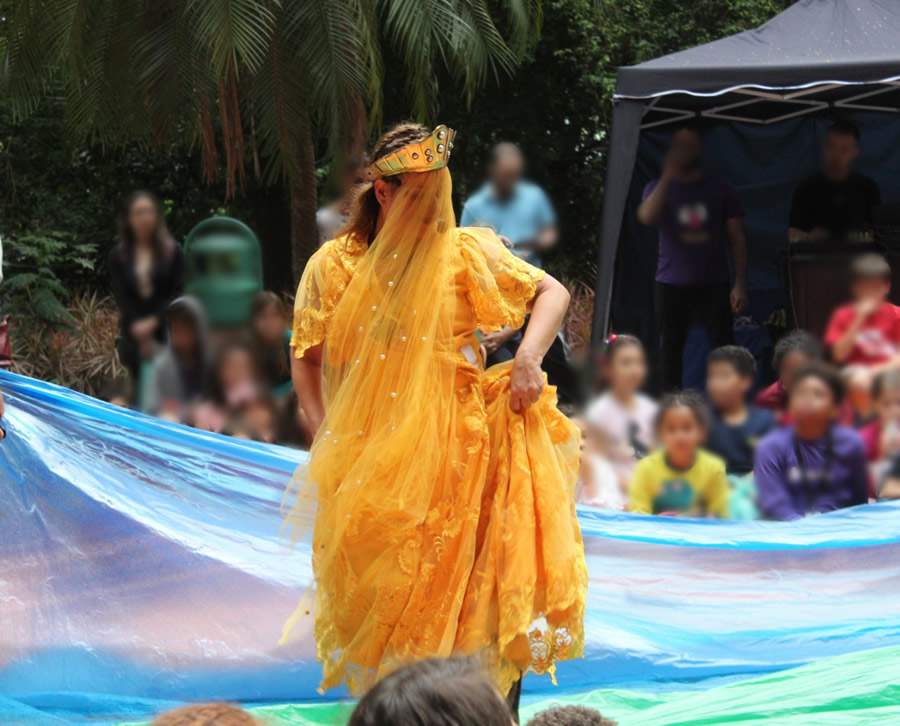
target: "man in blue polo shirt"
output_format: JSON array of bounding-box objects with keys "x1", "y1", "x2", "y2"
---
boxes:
[
  {"x1": 460, "y1": 142, "x2": 558, "y2": 267},
  {"x1": 461, "y1": 143, "x2": 578, "y2": 405}
]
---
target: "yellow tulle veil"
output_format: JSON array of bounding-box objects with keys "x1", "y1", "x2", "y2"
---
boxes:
[{"x1": 283, "y1": 165, "x2": 463, "y2": 688}]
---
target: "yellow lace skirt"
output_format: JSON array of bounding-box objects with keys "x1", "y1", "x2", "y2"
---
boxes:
[{"x1": 305, "y1": 360, "x2": 586, "y2": 695}]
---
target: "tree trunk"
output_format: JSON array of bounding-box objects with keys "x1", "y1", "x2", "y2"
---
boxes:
[{"x1": 290, "y1": 119, "x2": 319, "y2": 285}]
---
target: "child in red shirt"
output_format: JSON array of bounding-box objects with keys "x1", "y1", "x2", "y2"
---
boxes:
[{"x1": 825, "y1": 254, "x2": 900, "y2": 368}]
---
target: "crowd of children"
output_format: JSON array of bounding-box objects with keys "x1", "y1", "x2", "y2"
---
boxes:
[
  {"x1": 114, "y1": 290, "x2": 312, "y2": 448},
  {"x1": 579, "y1": 253, "x2": 900, "y2": 519}
]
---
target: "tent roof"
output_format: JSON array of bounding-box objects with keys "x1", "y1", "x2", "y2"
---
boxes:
[{"x1": 616, "y1": 0, "x2": 900, "y2": 99}]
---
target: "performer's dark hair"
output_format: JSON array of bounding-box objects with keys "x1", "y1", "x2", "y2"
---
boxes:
[
  {"x1": 789, "y1": 363, "x2": 846, "y2": 405},
  {"x1": 527, "y1": 705, "x2": 618, "y2": 726},
  {"x1": 655, "y1": 390, "x2": 710, "y2": 432},
  {"x1": 708, "y1": 345, "x2": 757, "y2": 379},
  {"x1": 348, "y1": 657, "x2": 512, "y2": 726},
  {"x1": 342, "y1": 122, "x2": 431, "y2": 244}
]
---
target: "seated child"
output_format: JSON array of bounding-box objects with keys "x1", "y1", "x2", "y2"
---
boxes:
[
  {"x1": 754, "y1": 363, "x2": 868, "y2": 520},
  {"x1": 755, "y1": 329, "x2": 823, "y2": 420},
  {"x1": 706, "y1": 345, "x2": 775, "y2": 475},
  {"x1": 858, "y1": 368, "x2": 900, "y2": 490},
  {"x1": 825, "y1": 253, "x2": 900, "y2": 368},
  {"x1": 250, "y1": 291, "x2": 293, "y2": 398},
  {"x1": 146, "y1": 296, "x2": 211, "y2": 420},
  {"x1": 629, "y1": 391, "x2": 729, "y2": 518},
  {"x1": 194, "y1": 342, "x2": 263, "y2": 434},
  {"x1": 577, "y1": 422, "x2": 625, "y2": 510},
  {"x1": 585, "y1": 335, "x2": 657, "y2": 490}
]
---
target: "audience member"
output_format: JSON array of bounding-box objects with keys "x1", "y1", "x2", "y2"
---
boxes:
[
  {"x1": 250, "y1": 291, "x2": 293, "y2": 397},
  {"x1": 100, "y1": 378, "x2": 133, "y2": 409},
  {"x1": 460, "y1": 142, "x2": 576, "y2": 404},
  {"x1": 347, "y1": 657, "x2": 513, "y2": 726},
  {"x1": 152, "y1": 702, "x2": 258, "y2": 725},
  {"x1": 145, "y1": 297, "x2": 211, "y2": 419},
  {"x1": 754, "y1": 364, "x2": 868, "y2": 520},
  {"x1": 629, "y1": 391, "x2": 729, "y2": 518},
  {"x1": 755, "y1": 330, "x2": 824, "y2": 418},
  {"x1": 461, "y1": 141, "x2": 558, "y2": 267},
  {"x1": 858, "y1": 368, "x2": 900, "y2": 486},
  {"x1": 825, "y1": 253, "x2": 900, "y2": 369},
  {"x1": 527, "y1": 704, "x2": 617, "y2": 726},
  {"x1": 585, "y1": 335, "x2": 656, "y2": 490},
  {"x1": 875, "y1": 452, "x2": 900, "y2": 500},
  {"x1": 109, "y1": 191, "x2": 184, "y2": 386},
  {"x1": 637, "y1": 123, "x2": 747, "y2": 391},
  {"x1": 577, "y1": 423, "x2": 626, "y2": 510},
  {"x1": 238, "y1": 395, "x2": 279, "y2": 444},
  {"x1": 706, "y1": 346, "x2": 775, "y2": 475},
  {"x1": 789, "y1": 120, "x2": 881, "y2": 243},
  {"x1": 194, "y1": 342, "x2": 262, "y2": 434}
]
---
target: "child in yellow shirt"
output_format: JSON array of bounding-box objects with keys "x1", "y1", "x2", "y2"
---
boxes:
[{"x1": 629, "y1": 391, "x2": 730, "y2": 517}]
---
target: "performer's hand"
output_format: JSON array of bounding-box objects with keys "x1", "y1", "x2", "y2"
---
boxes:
[{"x1": 510, "y1": 349, "x2": 544, "y2": 413}]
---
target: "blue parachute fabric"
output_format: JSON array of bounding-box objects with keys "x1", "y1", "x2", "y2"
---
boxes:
[{"x1": 0, "y1": 370, "x2": 899, "y2": 724}]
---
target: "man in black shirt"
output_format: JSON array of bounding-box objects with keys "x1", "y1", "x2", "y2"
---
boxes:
[{"x1": 789, "y1": 120, "x2": 881, "y2": 242}]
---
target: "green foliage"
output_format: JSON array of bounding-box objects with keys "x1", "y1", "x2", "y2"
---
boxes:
[{"x1": 1, "y1": 229, "x2": 94, "y2": 324}]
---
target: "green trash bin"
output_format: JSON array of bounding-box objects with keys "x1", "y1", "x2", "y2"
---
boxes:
[{"x1": 184, "y1": 216, "x2": 263, "y2": 327}]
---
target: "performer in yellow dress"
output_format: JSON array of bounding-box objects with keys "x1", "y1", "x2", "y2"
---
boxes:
[{"x1": 283, "y1": 122, "x2": 587, "y2": 703}]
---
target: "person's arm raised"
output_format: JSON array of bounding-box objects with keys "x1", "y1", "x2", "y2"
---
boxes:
[
  {"x1": 509, "y1": 273, "x2": 570, "y2": 413},
  {"x1": 637, "y1": 154, "x2": 678, "y2": 226},
  {"x1": 292, "y1": 343, "x2": 326, "y2": 438}
]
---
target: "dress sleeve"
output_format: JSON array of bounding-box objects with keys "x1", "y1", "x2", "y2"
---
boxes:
[
  {"x1": 290, "y1": 239, "x2": 353, "y2": 359},
  {"x1": 458, "y1": 227, "x2": 545, "y2": 332}
]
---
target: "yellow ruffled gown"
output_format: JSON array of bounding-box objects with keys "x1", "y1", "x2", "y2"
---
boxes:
[{"x1": 285, "y1": 168, "x2": 586, "y2": 696}]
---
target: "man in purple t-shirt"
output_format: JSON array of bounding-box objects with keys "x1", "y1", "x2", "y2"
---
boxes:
[{"x1": 638, "y1": 125, "x2": 748, "y2": 390}]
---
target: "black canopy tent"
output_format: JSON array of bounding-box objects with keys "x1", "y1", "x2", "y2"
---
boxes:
[{"x1": 593, "y1": 0, "x2": 900, "y2": 345}]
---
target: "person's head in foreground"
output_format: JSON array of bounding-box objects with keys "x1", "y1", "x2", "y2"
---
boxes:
[
  {"x1": 489, "y1": 142, "x2": 525, "y2": 199},
  {"x1": 152, "y1": 702, "x2": 258, "y2": 725},
  {"x1": 849, "y1": 253, "x2": 892, "y2": 304},
  {"x1": 773, "y1": 330, "x2": 823, "y2": 391},
  {"x1": 347, "y1": 657, "x2": 512, "y2": 726},
  {"x1": 707, "y1": 345, "x2": 756, "y2": 414},
  {"x1": 667, "y1": 123, "x2": 703, "y2": 175},
  {"x1": 655, "y1": 390, "x2": 709, "y2": 469},
  {"x1": 788, "y1": 363, "x2": 845, "y2": 440},
  {"x1": 822, "y1": 119, "x2": 861, "y2": 182},
  {"x1": 527, "y1": 704, "x2": 618, "y2": 726},
  {"x1": 599, "y1": 334, "x2": 647, "y2": 398}
]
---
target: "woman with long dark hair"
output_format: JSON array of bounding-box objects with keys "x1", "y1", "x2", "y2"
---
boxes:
[{"x1": 109, "y1": 191, "x2": 184, "y2": 384}]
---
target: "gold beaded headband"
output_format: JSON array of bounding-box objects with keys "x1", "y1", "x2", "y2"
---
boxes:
[{"x1": 366, "y1": 125, "x2": 457, "y2": 180}]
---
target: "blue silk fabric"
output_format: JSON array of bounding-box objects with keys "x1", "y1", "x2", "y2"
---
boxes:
[{"x1": 1, "y1": 370, "x2": 899, "y2": 723}]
